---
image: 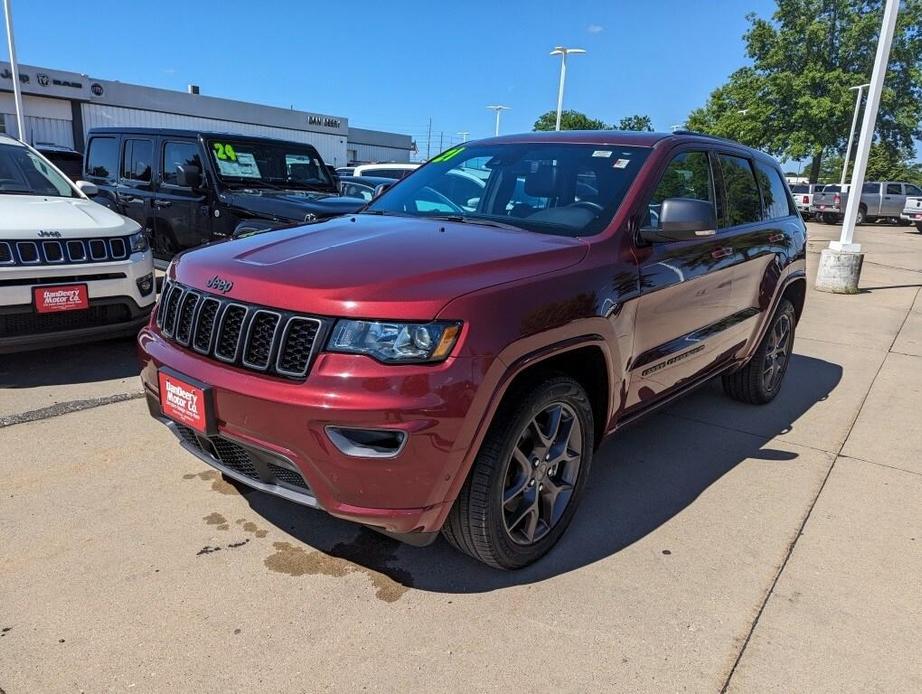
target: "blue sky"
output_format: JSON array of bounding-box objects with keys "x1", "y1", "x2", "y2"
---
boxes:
[{"x1": 9, "y1": 0, "x2": 778, "y2": 151}]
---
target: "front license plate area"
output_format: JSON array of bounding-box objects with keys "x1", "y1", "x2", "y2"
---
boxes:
[
  {"x1": 158, "y1": 368, "x2": 216, "y2": 435},
  {"x1": 33, "y1": 284, "x2": 88, "y2": 313}
]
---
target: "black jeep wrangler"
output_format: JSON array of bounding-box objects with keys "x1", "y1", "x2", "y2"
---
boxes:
[{"x1": 83, "y1": 128, "x2": 368, "y2": 259}]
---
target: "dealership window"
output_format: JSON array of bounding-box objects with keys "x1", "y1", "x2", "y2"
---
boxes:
[
  {"x1": 755, "y1": 160, "x2": 794, "y2": 220},
  {"x1": 718, "y1": 154, "x2": 762, "y2": 227},
  {"x1": 122, "y1": 138, "x2": 153, "y2": 183},
  {"x1": 162, "y1": 141, "x2": 201, "y2": 186},
  {"x1": 86, "y1": 137, "x2": 119, "y2": 180}
]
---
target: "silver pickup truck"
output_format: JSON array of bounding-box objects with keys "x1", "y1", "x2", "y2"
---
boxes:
[
  {"x1": 811, "y1": 181, "x2": 922, "y2": 225},
  {"x1": 901, "y1": 196, "x2": 922, "y2": 232}
]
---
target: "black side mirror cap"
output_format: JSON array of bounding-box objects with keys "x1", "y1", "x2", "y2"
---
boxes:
[
  {"x1": 640, "y1": 197, "x2": 717, "y2": 243},
  {"x1": 372, "y1": 182, "x2": 393, "y2": 199},
  {"x1": 176, "y1": 164, "x2": 202, "y2": 189}
]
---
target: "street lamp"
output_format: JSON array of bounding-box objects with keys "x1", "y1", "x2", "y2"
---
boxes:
[
  {"x1": 486, "y1": 105, "x2": 510, "y2": 137},
  {"x1": 3, "y1": 0, "x2": 25, "y2": 140},
  {"x1": 457, "y1": 131, "x2": 469, "y2": 142},
  {"x1": 549, "y1": 46, "x2": 586, "y2": 131},
  {"x1": 841, "y1": 82, "x2": 871, "y2": 185}
]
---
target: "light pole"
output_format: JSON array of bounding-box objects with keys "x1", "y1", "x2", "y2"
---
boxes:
[
  {"x1": 2, "y1": 0, "x2": 25, "y2": 141},
  {"x1": 549, "y1": 46, "x2": 586, "y2": 131},
  {"x1": 457, "y1": 131, "x2": 469, "y2": 142},
  {"x1": 486, "y1": 105, "x2": 510, "y2": 137},
  {"x1": 817, "y1": 0, "x2": 900, "y2": 294},
  {"x1": 841, "y1": 82, "x2": 871, "y2": 185}
]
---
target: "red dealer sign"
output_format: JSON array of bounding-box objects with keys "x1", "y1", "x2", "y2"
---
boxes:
[
  {"x1": 158, "y1": 370, "x2": 215, "y2": 435},
  {"x1": 33, "y1": 284, "x2": 88, "y2": 313}
]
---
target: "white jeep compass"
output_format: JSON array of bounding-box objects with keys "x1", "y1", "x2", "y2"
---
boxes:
[{"x1": 0, "y1": 135, "x2": 155, "y2": 353}]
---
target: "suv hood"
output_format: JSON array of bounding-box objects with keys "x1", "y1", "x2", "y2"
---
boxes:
[
  {"x1": 223, "y1": 189, "x2": 367, "y2": 221},
  {"x1": 172, "y1": 214, "x2": 588, "y2": 319},
  {"x1": 0, "y1": 195, "x2": 139, "y2": 238}
]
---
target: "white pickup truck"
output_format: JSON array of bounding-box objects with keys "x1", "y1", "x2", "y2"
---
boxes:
[
  {"x1": 902, "y1": 196, "x2": 922, "y2": 232},
  {"x1": 812, "y1": 181, "x2": 922, "y2": 225},
  {"x1": 0, "y1": 135, "x2": 155, "y2": 353}
]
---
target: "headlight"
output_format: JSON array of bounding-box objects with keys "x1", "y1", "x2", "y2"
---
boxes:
[
  {"x1": 328, "y1": 320, "x2": 462, "y2": 363},
  {"x1": 129, "y1": 230, "x2": 149, "y2": 253}
]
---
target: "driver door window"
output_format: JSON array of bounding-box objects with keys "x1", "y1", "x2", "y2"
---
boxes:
[{"x1": 643, "y1": 151, "x2": 713, "y2": 229}]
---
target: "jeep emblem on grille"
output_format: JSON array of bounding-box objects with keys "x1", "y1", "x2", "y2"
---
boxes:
[
  {"x1": 206, "y1": 275, "x2": 234, "y2": 294},
  {"x1": 38, "y1": 230, "x2": 62, "y2": 238}
]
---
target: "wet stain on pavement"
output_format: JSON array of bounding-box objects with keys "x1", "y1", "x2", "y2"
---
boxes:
[
  {"x1": 196, "y1": 538, "x2": 251, "y2": 556},
  {"x1": 0, "y1": 627, "x2": 11, "y2": 637},
  {"x1": 203, "y1": 512, "x2": 227, "y2": 526},
  {"x1": 263, "y1": 530, "x2": 413, "y2": 603},
  {"x1": 236, "y1": 518, "x2": 268, "y2": 538},
  {"x1": 183, "y1": 470, "x2": 238, "y2": 495}
]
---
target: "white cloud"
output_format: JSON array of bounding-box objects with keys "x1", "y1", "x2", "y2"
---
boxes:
[{"x1": 587, "y1": 24, "x2": 604, "y2": 34}]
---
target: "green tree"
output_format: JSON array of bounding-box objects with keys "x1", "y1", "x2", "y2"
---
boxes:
[
  {"x1": 800, "y1": 142, "x2": 922, "y2": 184},
  {"x1": 616, "y1": 114, "x2": 654, "y2": 131},
  {"x1": 686, "y1": 0, "x2": 922, "y2": 183},
  {"x1": 533, "y1": 110, "x2": 608, "y2": 131}
]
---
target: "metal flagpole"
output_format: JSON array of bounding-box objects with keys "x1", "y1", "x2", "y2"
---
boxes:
[{"x1": 3, "y1": 0, "x2": 25, "y2": 140}]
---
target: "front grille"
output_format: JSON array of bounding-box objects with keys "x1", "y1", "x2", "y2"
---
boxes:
[
  {"x1": 173, "y1": 424, "x2": 311, "y2": 491},
  {"x1": 157, "y1": 280, "x2": 325, "y2": 380},
  {"x1": 0, "y1": 236, "x2": 134, "y2": 266},
  {"x1": 0, "y1": 304, "x2": 132, "y2": 337}
]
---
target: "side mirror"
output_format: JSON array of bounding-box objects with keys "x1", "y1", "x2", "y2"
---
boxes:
[
  {"x1": 373, "y1": 182, "x2": 393, "y2": 198},
  {"x1": 640, "y1": 198, "x2": 716, "y2": 242},
  {"x1": 75, "y1": 180, "x2": 98, "y2": 196},
  {"x1": 176, "y1": 164, "x2": 202, "y2": 189}
]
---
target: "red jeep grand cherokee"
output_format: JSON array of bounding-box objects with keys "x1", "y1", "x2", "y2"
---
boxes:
[{"x1": 139, "y1": 131, "x2": 806, "y2": 569}]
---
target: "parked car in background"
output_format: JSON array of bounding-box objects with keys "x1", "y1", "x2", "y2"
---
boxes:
[
  {"x1": 789, "y1": 183, "x2": 824, "y2": 219},
  {"x1": 901, "y1": 195, "x2": 922, "y2": 232},
  {"x1": 139, "y1": 130, "x2": 806, "y2": 569},
  {"x1": 0, "y1": 135, "x2": 154, "y2": 353},
  {"x1": 83, "y1": 128, "x2": 369, "y2": 261},
  {"x1": 811, "y1": 181, "x2": 922, "y2": 225},
  {"x1": 34, "y1": 143, "x2": 84, "y2": 182},
  {"x1": 349, "y1": 163, "x2": 420, "y2": 179},
  {"x1": 337, "y1": 175, "x2": 398, "y2": 202}
]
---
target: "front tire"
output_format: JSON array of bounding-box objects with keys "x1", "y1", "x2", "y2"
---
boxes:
[
  {"x1": 722, "y1": 299, "x2": 796, "y2": 405},
  {"x1": 442, "y1": 376, "x2": 594, "y2": 569},
  {"x1": 916, "y1": 222, "x2": 922, "y2": 233}
]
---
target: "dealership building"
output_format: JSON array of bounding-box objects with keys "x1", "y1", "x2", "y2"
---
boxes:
[{"x1": 0, "y1": 62, "x2": 413, "y2": 166}]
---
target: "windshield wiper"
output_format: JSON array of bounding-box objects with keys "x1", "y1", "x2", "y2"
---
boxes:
[{"x1": 428, "y1": 214, "x2": 524, "y2": 231}]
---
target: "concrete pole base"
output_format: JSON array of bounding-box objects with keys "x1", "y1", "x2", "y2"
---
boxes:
[{"x1": 815, "y1": 248, "x2": 865, "y2": 294}]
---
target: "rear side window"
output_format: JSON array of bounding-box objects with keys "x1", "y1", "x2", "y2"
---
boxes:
[
  {"x1": 718, "y1": 154, "x2": 762, "y2": 227},
  {"x1": 643, "y1": 151, "x2": 713, "y2": 229},
  {"x1": 863, "y1": 182, "x2": 880, "y2": 193},
  {"x1": 86, "y1": 137, "x2": 119, "y2": 180},
  {"x1": 886, "y1": 183, "x2": 902, "y2": 195},
  {"x1": 906, "y1": 184, "x2": 922, "y2": 196},
  {"x1": 361, "y1": 168, "x2": 402, "y2": 179},
  {"x1": 122, "y1": 138, "x2": 153, "y2": 183},
  {"x1": 755, "y1": 161, "x2": 793, "y2": 220},
  {"x1": 162, "y1": 141, "x2": 201, "y2": 186}
]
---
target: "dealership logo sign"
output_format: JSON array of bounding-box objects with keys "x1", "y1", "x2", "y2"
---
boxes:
[
  {"x1": 36, "y1": 73, "x2": 50, "y2": 86},
  {"x1": 91, "y1": 83, "x2": 104, "y2": 96},
  {"x1": 308, "y1": 115, "x2": 342, "y2": 128}
]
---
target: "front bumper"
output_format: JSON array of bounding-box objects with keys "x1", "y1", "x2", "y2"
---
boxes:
[
  {"x1": 0, "y1": 251, "x2": 155, "y2": 354},
  {"x1": 138, "y1": 326, "x2": 486, "y2": 537}
]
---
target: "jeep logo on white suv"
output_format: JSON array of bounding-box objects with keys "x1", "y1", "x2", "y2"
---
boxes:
[
  {"x1": 38, "y1": 230, "x2": 62, "y2": 238},
  {"x1": 206, "y1": 275, "x2": 234, "y2": 294}
]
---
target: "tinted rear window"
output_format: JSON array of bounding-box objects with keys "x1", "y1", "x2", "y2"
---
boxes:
[
  {"x1": 755, "y1": 161, "x2": 794, "y2": 219},
  {"x1": 718, "y1": 154, "x2": 762, "y2": 226}
]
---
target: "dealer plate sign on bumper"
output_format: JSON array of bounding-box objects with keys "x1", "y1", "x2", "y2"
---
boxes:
[
  {"x1": 158, "y1": 368, "x2": 216, "y2": 435},
  {"x1": 33, "y1": 284, "x2": 88, "y2": 313}
]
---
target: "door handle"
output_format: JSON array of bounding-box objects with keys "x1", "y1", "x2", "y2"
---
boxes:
[
  {"x1": 117, "y1": 194, "x2": 143, "y2": 205},
  {"x1": 711, "y1": 246, "x2": 733, "y2": 260},
  {"x1": 153, "y1": 200, "x2": 172, "y2": 208}
]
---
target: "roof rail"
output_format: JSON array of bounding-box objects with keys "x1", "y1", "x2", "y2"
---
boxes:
[{"x1": 672, "y1": 129, "x2": 742, "y2": 146}]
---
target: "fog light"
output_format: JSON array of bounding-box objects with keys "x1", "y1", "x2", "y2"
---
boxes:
[
  {"x1": 325, "y1": 426, "x2": 407, "y2": 458},
  {"x1": 136, "y1": 273, "x2": 155, "y2": 297}
]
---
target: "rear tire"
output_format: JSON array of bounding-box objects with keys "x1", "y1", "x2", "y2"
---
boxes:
[
  {"x1": 442, "y1": 376, "x2": 594, "y2": 569},
  {"x1": 722, "y1": 299, "x2": 796, "y2": 405},
  {"x1": 856, "y1": 205, "x2": 867, "y2": 225},
  {"x1": 916, "y1": 222, "x2": 922, "y2": 233}
]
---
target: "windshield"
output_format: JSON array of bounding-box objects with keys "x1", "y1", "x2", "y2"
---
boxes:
[
  {"x1": 0, "y1": 144, "x2": 76, "y2": 197},
  {"x1": 789, "y1": 184, "x2": 808, "y2": 193},
  {"x1": 207, "y1": 138, "x2": 336, "y2": 192},
  {"x1": 366, "y1": 143, "x2": 650, "y2": 237}
]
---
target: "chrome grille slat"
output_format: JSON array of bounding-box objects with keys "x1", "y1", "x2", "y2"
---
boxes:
[
  {"x1": 0, "y1": 241, "x2": 12, "y2": 264},
  {"x1": 109, "y1": 238, "x2": 128, "y2": 259},
  {"x1": 88, "y1": 239, "x2": 108, "y2": 261},
  {"x1": 42, "y1": 241, "x2": 65, "y2": 263},
  {"x1": 16, "y1": 241, "x2": 40, "y2": 264},
  {"x1": 66, "y1": 240, "x2": 87, "y2": 262},
  {"x1": 192, "y1": 297, "x2": 221, "y2": 354},
  {"x1": 158, "y1": 282, "x2": 324, "y2": 381},
  {"x1": 213, "y1": 304, "x2": 249, "y2": 363},
  {"x1": 0, "y1": 236, "x2": 133, "y2": 266},
  {"x1": 175, "y1": 291, "x2": 201, "y2": 346}
]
